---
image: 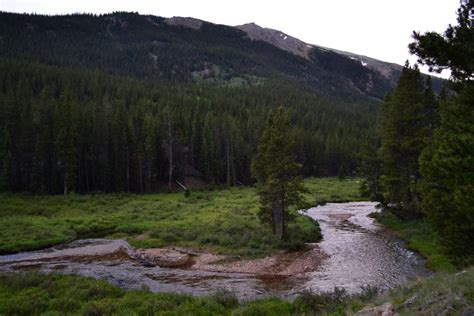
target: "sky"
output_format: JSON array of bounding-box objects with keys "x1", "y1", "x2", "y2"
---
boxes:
[{"x1": 1, "y1": 0, "x2": 461, "y2": 77}]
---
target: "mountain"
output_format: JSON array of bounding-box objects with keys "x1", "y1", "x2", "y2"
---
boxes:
[
  {"x1": 0, "y1": 11, "x2": 411, "y2": 100},
  {"x1": 236, "y1": 22, "x2": 404, "y2": 83}
]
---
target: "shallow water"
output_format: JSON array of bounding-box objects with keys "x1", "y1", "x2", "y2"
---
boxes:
[{"x1": 0, "y1": 202, "x2": 432, "y2": 300}]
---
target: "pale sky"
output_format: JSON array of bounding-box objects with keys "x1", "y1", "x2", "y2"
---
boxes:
[{"x1": 1, "y1": 0, "x2": 460, "y2": 77}]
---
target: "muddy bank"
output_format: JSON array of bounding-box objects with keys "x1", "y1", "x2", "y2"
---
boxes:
[
  {"x1": 126, "y1": 243, "x2": 327, "y2": 276},
  {"x1": 0, "y1": 238, "x2": 327, "y2": 277},
  {"x1": 191, "y1": 245, "x2": 327, "y2": 276}
]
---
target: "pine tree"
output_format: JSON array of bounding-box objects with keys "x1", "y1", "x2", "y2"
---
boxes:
[
  {"x1": 411, "y1": 0, "x2": 474, "y2": 259},
  {"x1": 378, "y1": 63, "x2": 434, "y2": 217},
  {"x1": 251, "y1": 107, "x2": 307, "y2": 239}
]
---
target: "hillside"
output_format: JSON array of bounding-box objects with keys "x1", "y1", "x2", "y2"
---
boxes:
[
  {"x1": 236, "y1": 22, "x2": 443, "y2": 91},
  {"x1": 0, "y1": 11, "x2": 404, "y2": 100}
]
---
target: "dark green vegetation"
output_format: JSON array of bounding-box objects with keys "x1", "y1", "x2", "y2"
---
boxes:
[
  {"x1": 2, "y1": 266, "x2": 473, "y2": 315},
  {"x1": 251, "y1": 107, "x2": 307, "y2": 239},
  {"x1": 372, "y1": 211, "x2": 454, "y2": 272},
  {"x1": 0, "y1": 12, "x2": 396, "y2": 99},
  {"x1": 0, "y1": 59, "x2": 377, "y2": 194},
  {"x1": 360, "y1": 1, "x2": 474, "y2": 264},
  {"x1": 0, "y1": 272, "x2": 371, "y2": 315},
  {"x1": 0, "y1": 187, "x2": 315, "y2": 256},
  {"x1": 372, "y1": 267, "x2": 474, "y2": 315},
  {"x1": 0, "y1": 10, "x2": 404, "y2": 195},
  {"x1": 0, "y1": 177, "x2": 363, "y2": 256}
]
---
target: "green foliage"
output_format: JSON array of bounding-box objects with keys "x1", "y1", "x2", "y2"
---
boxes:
[
  {"x1": 0, "y1": 60, "x2": 378, "y2": 194},
  {"x1": 0, "y1": 12, "x2": 397, "y2": 100},
  {"x1": 303, "y1": 177, "x2": 364, "y2": 206},
  {"x1": 410, "y1": 0, "x2": 474, "y2": 260},
  {"x1": 251, "y1": 107, "x2": 308, "y2": 239},
  {"x1": 2, "y1": 266, "x2": 474, "y2": 315},
  {"x1": 378, "y1": 64, "x2": 437, "y2": 217},
  {"x1": 357, "y1": 137, "x2": 384, "y2": 201},
  {"x1": 373, "y1": 266, "x2": 474, "y2": 316},
  {"x1": 0, "y1": 272, "x2": 360, "y2": 315},
  {"x1": 419, "y1": 83, "x2": 474, "y2": 261},
  {"x1": 409, "y1": 1, "x2": 474, "y2": 82}
]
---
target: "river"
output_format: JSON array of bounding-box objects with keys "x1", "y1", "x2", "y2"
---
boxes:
[{"x1": 0, "y1": 202, "x2": 432, "y2": 300}]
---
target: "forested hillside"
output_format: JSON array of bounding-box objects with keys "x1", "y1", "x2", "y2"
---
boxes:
[
  {"x1": 0, "y1": 11, "x2": 395, "y2": 99},
  {"x1": 2, "y1": 11, "x2": 439, "y2": 194},
  {"x1": 0, "y1": 60, "x2": 377, "y2": 193}
]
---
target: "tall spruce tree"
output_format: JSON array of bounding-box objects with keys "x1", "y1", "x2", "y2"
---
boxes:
[
  {"x1": 379, "y1": 63, "x2": 436, "y2": 217},
  {"x1": 251, "y1": 107, "x2": 307, "y2": 239},
  {"x1": 411, "y1": 0, "x2": 474, "y2": 259}
]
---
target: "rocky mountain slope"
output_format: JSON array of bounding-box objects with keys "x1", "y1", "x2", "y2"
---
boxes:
[{"x1": 236, "y1": 23, "x2": 403, "y2": 83}]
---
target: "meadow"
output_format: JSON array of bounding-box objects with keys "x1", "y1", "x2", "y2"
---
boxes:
[
  {"x1": 1, "y1": 266, "x2": 472, "y2": 315},
  {"x1": 0, "y1": 177, "x2": 362, "y2": 257}
]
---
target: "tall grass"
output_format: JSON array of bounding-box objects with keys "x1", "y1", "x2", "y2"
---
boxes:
[{"x1": 0, "y1": 178, "x2": 361, "y2": 256}]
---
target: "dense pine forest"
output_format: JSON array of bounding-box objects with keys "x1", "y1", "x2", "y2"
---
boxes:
[
  {"x1": 0, "y1": 60, "x2": 378, "y2": 193},
  {"x1": 0, "y1": 11, "x2": 386, "y2": 194}
]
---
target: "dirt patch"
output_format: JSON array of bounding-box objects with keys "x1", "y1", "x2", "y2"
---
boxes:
[
  {"x1": 328, "y1": 213, "x2": 353, "y2": 221},
  {"x1": 191, "y1": 245, "x2": 327, "y2": 276}
]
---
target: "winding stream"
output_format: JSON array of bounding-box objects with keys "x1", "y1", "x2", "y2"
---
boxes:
[{"x1": 0, "y1": 202, "x2": 432, "y2": 300}]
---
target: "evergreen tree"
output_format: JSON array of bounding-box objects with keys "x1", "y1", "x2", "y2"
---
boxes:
[
  {"x1": 378, "y1": 63, "x2": 435, "y2": 217},
  {"x1": 411, "y1": 0, "x2": 474, "y2": 259},
  {"x1": 251, "y1": 107, "x2": 307, "y2": 239}
]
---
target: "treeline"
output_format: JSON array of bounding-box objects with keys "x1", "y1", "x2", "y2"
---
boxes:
[
  {"x1": 359, "y1": 2, "x2": 473, "y2": 261},
  {"x1": 0, "y1": 60, "x2": 376, "y2": 194}
]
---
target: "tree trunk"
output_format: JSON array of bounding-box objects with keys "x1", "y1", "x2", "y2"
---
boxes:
[
  {"x1": 273, "y1": 198, "x2": 284, "y2": 239},
  {"x1": 167, "y1": 112, "x2": 173, "y2": 193},
  {"x1": 146, "y1": 157, "x2": 151, "y2": 193},
  {"x1": 85, "y1": 156, "x2": 90, "y2": 193},
  {"x1": 125, "y1": 144, "x2": 130, "y2": 192},
  {"x1": 63, "y1": 170, "x2": 68, "y2": 195},
  {"x1": 139, "y1": 157, "x2": 143, "y2": 194},
  {"x1": 226, "y1": 138, "x2": 231, "y2": 186}
]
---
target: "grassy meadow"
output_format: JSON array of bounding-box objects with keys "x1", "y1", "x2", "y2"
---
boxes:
[
  {"x1": 0, "y1": 177, "x2": 363, "y2": 257},
  {"x1": 1, "y1": 266, "x2": 472, "y2": 315}
]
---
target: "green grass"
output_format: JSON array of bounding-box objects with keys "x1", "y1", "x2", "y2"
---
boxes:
[
  {"x1": 372, "y1": 267, "x2": 474, "y2": 315},
  {"x1": 1, "y1": 266, "x2": 473, "y2": 315},
  {"x1": 373, "y1": 211, "x2": 455, "y2": 272},
  {"x1": 0, "y1": 272, "x2": 370, "y2": 316},
  {"x1": 303, "y1": 177, "x2": 364, "y2": 206},
  {"x1": 0, "y1": 177, "x2": 361, "y2": 257}
]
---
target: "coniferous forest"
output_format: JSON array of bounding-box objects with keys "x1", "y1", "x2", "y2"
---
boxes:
[{"x1": 0, "y1": 12, "x2": 382, "y2": 194}]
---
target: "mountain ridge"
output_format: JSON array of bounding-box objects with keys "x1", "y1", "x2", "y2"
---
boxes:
[
  {"x1": 235, "y1": 22, "x2": 403, "y2": 82},
  {"x1": 0, "y1": 11, "x2": 407, "y2": 100}
]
